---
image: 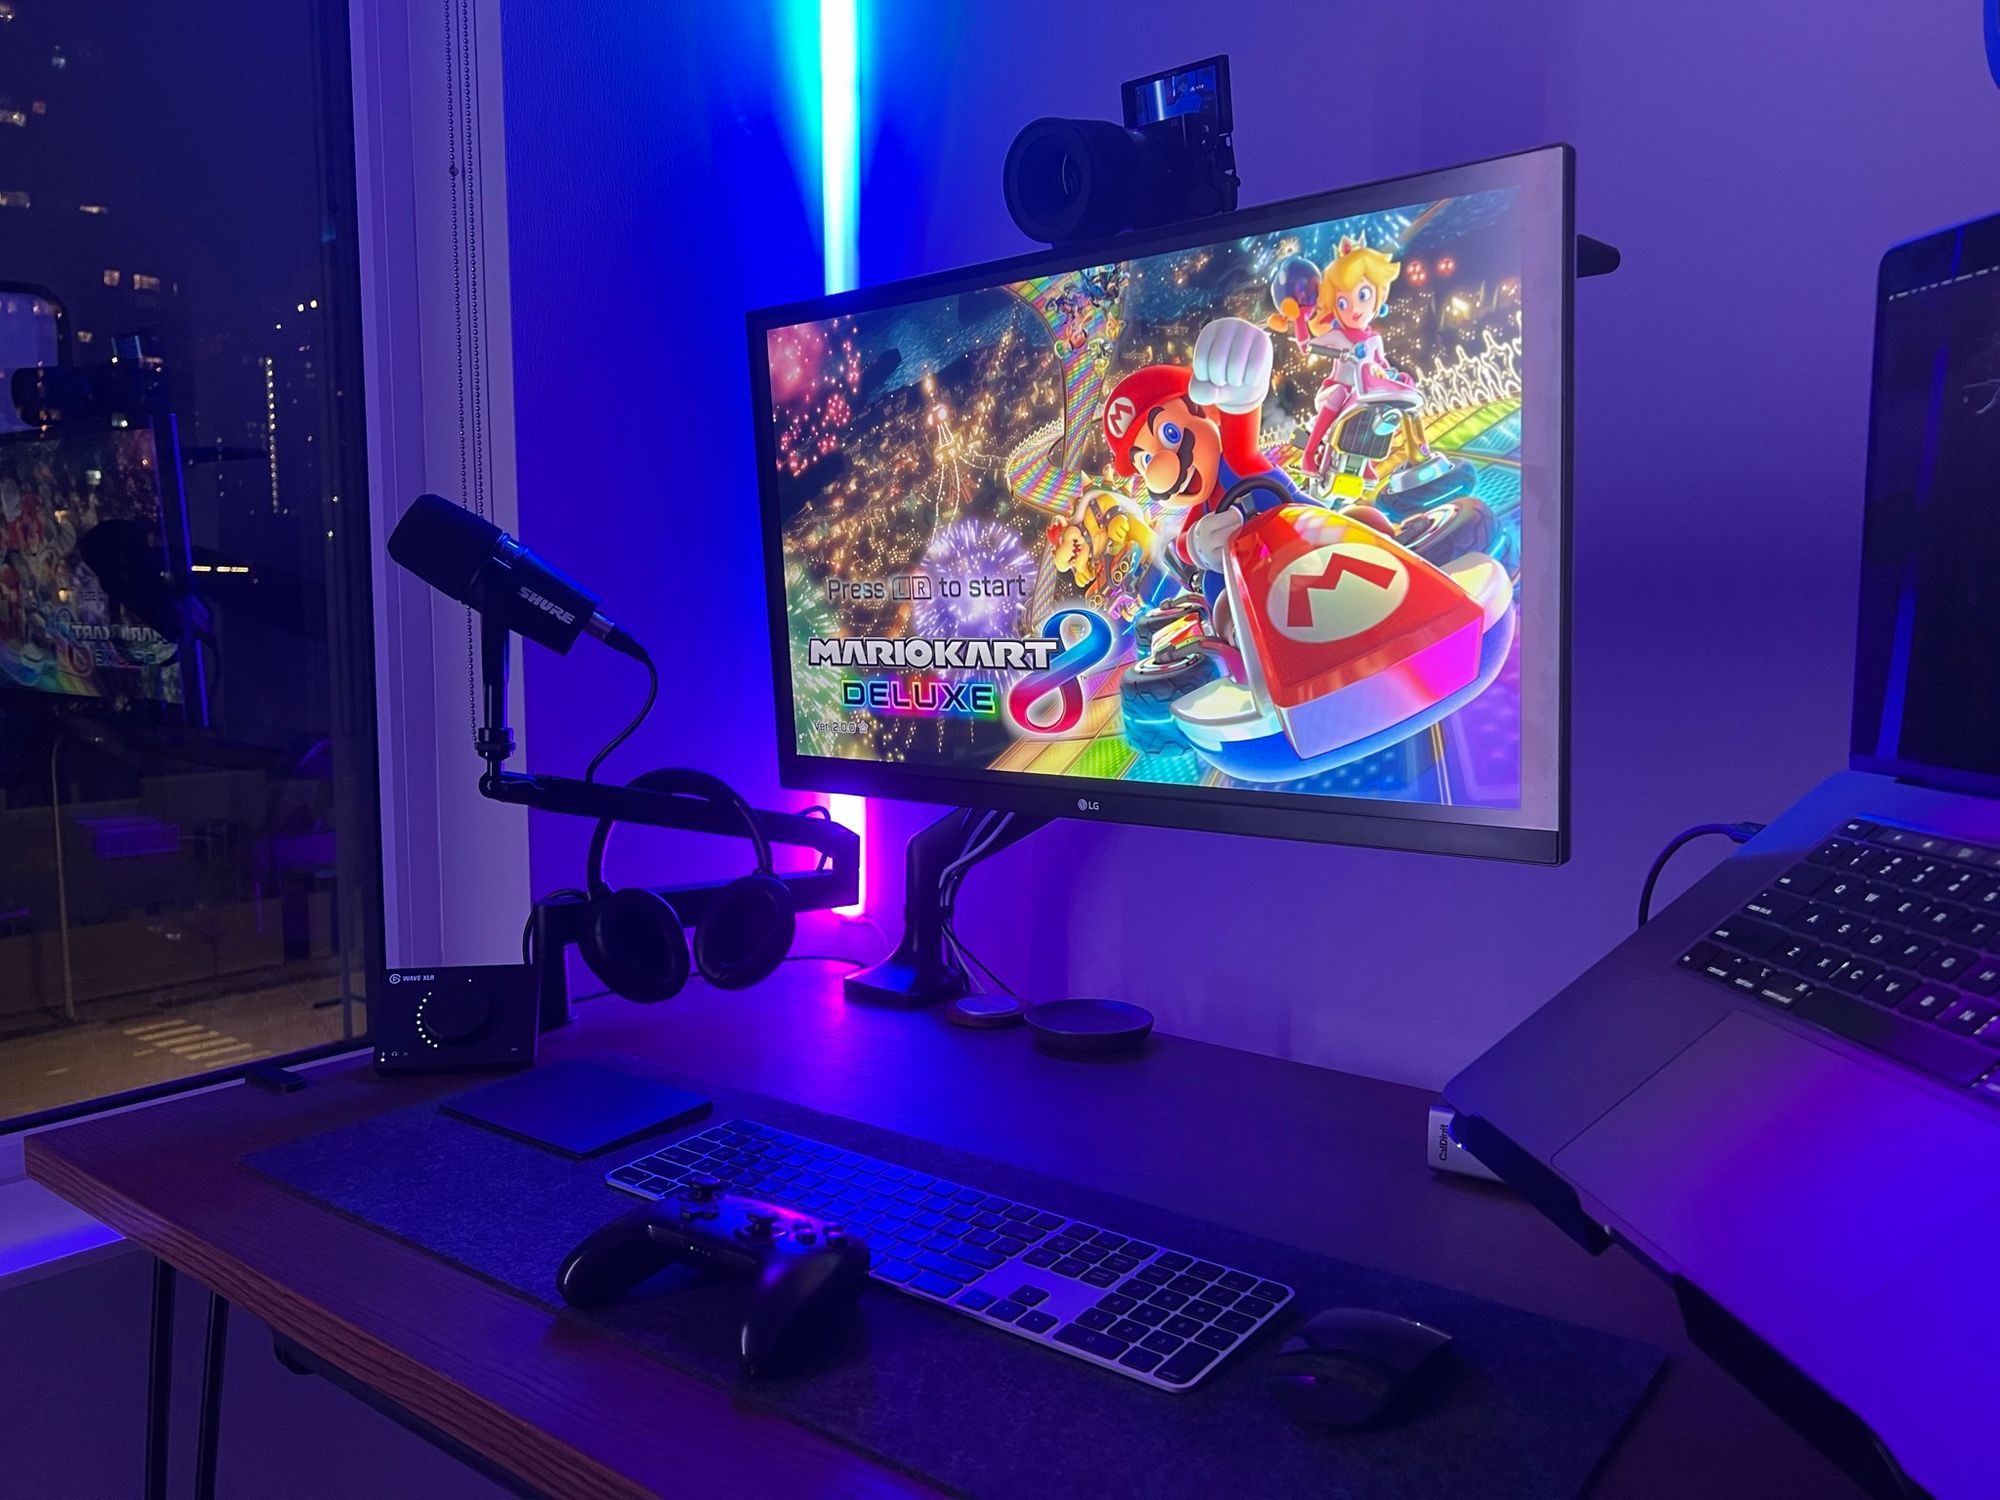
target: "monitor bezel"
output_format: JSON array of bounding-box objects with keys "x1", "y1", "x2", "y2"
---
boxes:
[{"x1": 748, "y1": 143, "x2": 1573, "y2": 865}]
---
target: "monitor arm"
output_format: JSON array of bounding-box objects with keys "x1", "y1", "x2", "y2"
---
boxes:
[
  {"x1": 470, "y1": 614, "x2": 858, "y2": 1027},
  {"x1": 845, "y1": 808, "x2": 1048, "y2": 1008}
]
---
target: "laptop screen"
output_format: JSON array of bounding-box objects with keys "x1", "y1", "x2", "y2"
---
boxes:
[{"x1": 1852, "y1": 213, "x2": 2000, "y2": 795}]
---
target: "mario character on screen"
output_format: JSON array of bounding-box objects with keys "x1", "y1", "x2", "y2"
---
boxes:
[{"x1": 1101, "y1": 316, "x2": 1314, "y2": 613}]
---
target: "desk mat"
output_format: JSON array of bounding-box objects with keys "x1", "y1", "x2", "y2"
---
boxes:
[{"x1": 246, "y1": 1065, "x2": 1661, "y2": 1500}]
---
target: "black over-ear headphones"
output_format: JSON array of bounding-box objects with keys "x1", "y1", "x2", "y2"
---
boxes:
[{"x1": 579, "y1": 769, "x2": 797, "y2": 1002}]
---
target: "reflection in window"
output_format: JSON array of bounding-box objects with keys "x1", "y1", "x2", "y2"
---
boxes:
[{"x1": 0, "y1": 0, "x2": 375, "y2": 1125}]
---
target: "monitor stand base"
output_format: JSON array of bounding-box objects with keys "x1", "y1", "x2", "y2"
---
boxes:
[{"x1": 844, "y1": 808, "x2": 1048, "y2": 1008}]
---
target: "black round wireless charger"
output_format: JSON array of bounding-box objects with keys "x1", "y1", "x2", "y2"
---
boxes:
[{"x1": 1023, "y1": 998, "x2": 1154, "y2": 1057}]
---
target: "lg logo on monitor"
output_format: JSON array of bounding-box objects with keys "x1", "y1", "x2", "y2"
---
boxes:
[{"x1": 1076, "y1": 797, "x2": 1101, "y2": 812}]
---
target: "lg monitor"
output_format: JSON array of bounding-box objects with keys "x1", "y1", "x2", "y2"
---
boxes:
[{"x1": 749, "y1": 144, "x2": 1571, "y2": 863}]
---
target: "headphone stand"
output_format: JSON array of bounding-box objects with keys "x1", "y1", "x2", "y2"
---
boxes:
[{"x1": 467, "y1": 619, "x2": 859, "y2": 1029}]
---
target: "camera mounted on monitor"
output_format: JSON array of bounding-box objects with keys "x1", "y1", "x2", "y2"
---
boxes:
[{"x1": 1004, "y1": 56, "x2": 1240, "y2": 245}]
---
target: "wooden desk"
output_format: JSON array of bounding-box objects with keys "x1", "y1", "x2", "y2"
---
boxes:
[{"x1": 26, "y1": 965, "x2": 1863, "y2": 1499}]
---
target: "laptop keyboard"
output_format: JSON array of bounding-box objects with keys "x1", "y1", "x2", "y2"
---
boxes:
[
  {"x1": 604, "y1": 1119, "x2": 1294, "y2": 1391},
  {"x1": 1681, "y1": 818, "x2": 2000, "y2": 1103}
]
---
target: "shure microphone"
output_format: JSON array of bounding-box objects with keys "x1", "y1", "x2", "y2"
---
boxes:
[{"x1": 387, "y1": 493, "x2": 645, "y2": 659}]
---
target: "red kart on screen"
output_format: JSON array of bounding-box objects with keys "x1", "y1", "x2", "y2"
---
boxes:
[{"x1": 1117, "y1": 491, "x2": 1515, "y2": 783}]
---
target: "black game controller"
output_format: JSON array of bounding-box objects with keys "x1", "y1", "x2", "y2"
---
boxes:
[{"x1": 556, "y1": 1173, "x2": 871, "y2": 1377}]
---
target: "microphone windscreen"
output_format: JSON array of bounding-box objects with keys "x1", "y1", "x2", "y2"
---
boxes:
[{"x1": 387, "y1": 494, "x2": 501, "y2": 603}]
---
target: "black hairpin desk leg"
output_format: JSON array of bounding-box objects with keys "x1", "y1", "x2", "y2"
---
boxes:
[
  {"x1": 195, "y1": 1291, "x2": 231, "y2": 1500},
  {"x1": 145, "y1": 1258, "x2": 177, "y2": 1500}
]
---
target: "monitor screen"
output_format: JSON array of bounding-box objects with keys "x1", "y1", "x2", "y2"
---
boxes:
[
  {"x1": 751, "y1": 146, "x2": 1569, "y2": 860},
  {"x1": 0, "y1": 423, "x2": 185, "y2": 708},
  {"x1": 1854, "y1": 211, "x2": 2000, "y2": 795}
]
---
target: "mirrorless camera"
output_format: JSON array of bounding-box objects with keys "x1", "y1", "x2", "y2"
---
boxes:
[{"x1": 1003, "y1": 55, "x2": 1239, "y2": 246}]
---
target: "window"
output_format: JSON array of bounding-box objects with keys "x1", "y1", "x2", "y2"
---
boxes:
[{"x1": 0, "y1": 0, "x2": 377, "y2": 1127}]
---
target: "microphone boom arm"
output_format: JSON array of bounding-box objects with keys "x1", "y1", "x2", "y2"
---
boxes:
[{"x1": 469, "y1": 607, "x2": 859, "y2": 1028}]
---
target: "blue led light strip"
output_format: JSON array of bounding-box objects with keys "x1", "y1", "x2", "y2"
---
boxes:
[{"x1": 818, "y1": 0, "x2": 867, "y2": 910}]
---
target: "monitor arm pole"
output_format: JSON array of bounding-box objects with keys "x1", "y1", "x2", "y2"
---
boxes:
[
  {"x1": 845, "y1": 808, "x2": 1048, "y2": 1008},
  {"x1": 468, "y1": 618, "x2": 858, "y2": 1028}
]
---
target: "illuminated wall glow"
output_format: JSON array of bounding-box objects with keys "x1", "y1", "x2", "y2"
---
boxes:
[
  {"x1": 819, "y1": 0, "x2": 859, "y2": 295},
  {"x1": 819, "y1": 0, "x2": 867, "y2": 913}
]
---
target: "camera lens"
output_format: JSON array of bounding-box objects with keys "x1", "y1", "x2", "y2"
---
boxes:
[{"x1": 1003, "y1": 117, "x2": 1142, "y2": 244}]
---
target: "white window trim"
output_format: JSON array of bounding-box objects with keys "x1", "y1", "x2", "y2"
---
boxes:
[{"x1": 354, "y1": 0, "x2": 531, "y2": 970}]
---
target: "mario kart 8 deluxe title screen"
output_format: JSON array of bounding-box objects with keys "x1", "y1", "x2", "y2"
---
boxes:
[{"x1": 763, "y1": 189, "x2": 1529, "y2": 807}]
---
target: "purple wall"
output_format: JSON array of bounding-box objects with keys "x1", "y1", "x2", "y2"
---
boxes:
[{"x1": 506, "y1": 3, "x2": 2000, "y2": 1087}]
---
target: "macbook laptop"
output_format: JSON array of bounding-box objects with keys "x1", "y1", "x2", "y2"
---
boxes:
[{"x1": 1446, "y1": 210, "x2": 2000, "y2": 1500}]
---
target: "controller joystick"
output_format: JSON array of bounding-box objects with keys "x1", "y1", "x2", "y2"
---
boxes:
[{"x1": 556, "y1": 1190, "x2": 871, "y2": 1377}]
